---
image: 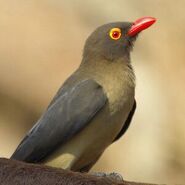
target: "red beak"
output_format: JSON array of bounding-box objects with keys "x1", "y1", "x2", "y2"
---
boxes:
[{"x1": 128, "y1": 17, "x2": 156, "y2": 36}]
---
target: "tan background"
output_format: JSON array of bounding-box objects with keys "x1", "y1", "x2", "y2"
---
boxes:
[{"x1": 0, "y1": 0, "x2": 185, "y2": 184}]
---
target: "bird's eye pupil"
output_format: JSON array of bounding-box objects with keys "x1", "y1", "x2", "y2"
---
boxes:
[{"x1": 112, "y1": 31, "x2": 119, "y2": 38}]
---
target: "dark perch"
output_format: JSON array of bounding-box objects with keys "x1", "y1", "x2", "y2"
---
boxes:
[{"x1": 0, "y1": 158, "x2": 160, "y2": 185}]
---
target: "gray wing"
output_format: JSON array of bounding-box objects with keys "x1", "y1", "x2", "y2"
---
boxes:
[
  {"x1": 113, "y1": 100, "x2": 136, "y2": 142},
  {"x1": 11, "y1": 79, "x2": 107, "y2": 162}
]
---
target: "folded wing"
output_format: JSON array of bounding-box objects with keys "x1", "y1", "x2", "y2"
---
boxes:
[{"x1": 11, "y1": 79, "x2": 107, "y2": 162}]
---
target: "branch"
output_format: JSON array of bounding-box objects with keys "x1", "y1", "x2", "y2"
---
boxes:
[{"x1": 0, "y1": 158, "x2": 159, "y2": 185}]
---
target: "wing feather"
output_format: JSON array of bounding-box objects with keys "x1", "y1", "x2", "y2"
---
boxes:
[
  {"x1": 113, "y1": 100, "x2": 136, "y2": 142},
  {"x1": 11, "y1": 78, "x2": 107, "y2": 162}
]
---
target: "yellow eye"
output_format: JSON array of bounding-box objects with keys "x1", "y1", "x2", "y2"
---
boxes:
[{"x1": 109, "y1": 28, "x2": 122, "y2": 40}]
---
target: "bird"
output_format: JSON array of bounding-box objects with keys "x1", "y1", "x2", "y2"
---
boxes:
[{"x1": 11, "y1": 17, "x2": 156, "y2": 172}]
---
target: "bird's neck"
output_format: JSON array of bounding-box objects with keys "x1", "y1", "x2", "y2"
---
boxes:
[
  {"x1": 79, "y1": 57, "x2": 135, "y2": 114},
  {"x1": 79, "y1": 57, "x2": 135, "y2": 97},
  {"x1": 80, "y1": 57, "x2": 135, "y2": 84}
]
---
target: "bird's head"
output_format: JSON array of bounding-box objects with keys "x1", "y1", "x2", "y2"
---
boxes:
[{"x1": 83, "y1": 17, "x2": 156, "y2": 62}]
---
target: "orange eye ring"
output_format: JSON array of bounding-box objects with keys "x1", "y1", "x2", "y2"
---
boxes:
[{"x1": 109, "y1": 28, "x2": 121, "y2": 40}]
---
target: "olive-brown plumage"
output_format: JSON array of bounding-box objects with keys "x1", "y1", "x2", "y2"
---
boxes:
[{"x1": 11, "y1": 17, "x2": 156, "y2": 171}]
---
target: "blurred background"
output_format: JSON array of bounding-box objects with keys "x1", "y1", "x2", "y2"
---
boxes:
[{"x1": 0, "y1": 0, "x2": 184, "y2": 184}]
